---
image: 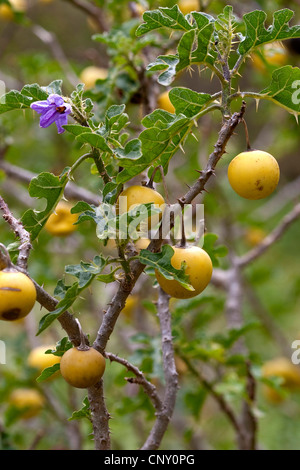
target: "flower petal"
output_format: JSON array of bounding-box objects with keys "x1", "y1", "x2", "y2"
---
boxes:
[
  {"x1": 39, "y1": 107, "x2": 58, "y2": 128},
  {"x1": 47, "y1": 94, "x2": 64, "y2": 106},
  {"x1": 30, "y1": 100, "x2": 50, "y2": 114},
  {"x1": 55, "y1": 114, "x2": 69, "y2": 134}
]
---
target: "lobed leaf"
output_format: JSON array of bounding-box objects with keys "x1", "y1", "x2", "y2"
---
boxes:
[
  {"x1": 136, "y1": 5, "x2": 193, "y2": 37},
  {"x1": 238, "y1": 9, "x2": 300, "y2": 55},
  {"x1": 21, "y1": 172, "x2": 69, "y2": 241},
  {"x1": 260, "y1": 65, "x2": 300, "y2": 114}
]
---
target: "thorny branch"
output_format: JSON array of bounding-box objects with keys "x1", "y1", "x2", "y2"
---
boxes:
[
  {"x1": 0, "y1": 195, "x2": 32, "y2": 270},
  {"x1": 141, "y1": 288, "x2": 179, "y2": 450},
  {"x1": 105, "y1": 352, "x2": 162, "y2": 412}
]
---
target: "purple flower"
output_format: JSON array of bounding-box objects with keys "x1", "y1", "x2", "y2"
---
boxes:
[{"x1": 30, "y1": 94, "x2": 72, "y2": 134}]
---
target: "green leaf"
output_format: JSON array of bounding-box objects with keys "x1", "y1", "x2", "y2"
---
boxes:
[
  {"x1": 21, "y1": 172, "x2": 69, "y2": 241},
  {"x1": 184, "y1": 388, "x2": 207, "y2": 418},
  {"x1": 169, "y1": 88, "x2": 212, "y2": 117},
  {"x1": 144, "y1": 12, "x2": 216, "y2": 85},
  {"x1": 191, "y1": 13, "x2": 216, "y2": 65},
  {"x1": 76, "y1": 130, "x2": 112, "y2": 153},
  {"x1": 203, "y1": 232, "x2": 228, "y2": 267},
  {"x1": 36, "y1": 363, "x2": 60, "y2": 383},
  {"x1": 96, "y1": 271, "x2": 118, "y2": 283},
  {"x1": 146, "y1": 55, "x2": 179, "y2": 87},
  {"x1": 63, "y1": 124, "x2": 92, "y2": 137},
  {"x1": 105, "y1": 104, "x2": 129, "y2": 133},
  {"x1": 68, "y1": 397, "x2": 91, "y2": 421},
  {"x1": 37, "y1": 256, "x2": 107, "y2": 334},
  {"x1": 260, "y1": 65, "x2": 300, "y2": 114},
  {"x1": 65, "y1": 256, "x2": 106, "y2": 288},
  {"x1": 147, "y1": 30, "x2": 196, "y2": 86},
  {"x1": 0, "y1": 83, "x2": 48, "y2": 115},
  {"x1": 46, "y1": 337, "x2": 73, "y2": 356},
  {"x1": 42, "y1": 80, "x2": 63, "y2": 96},
  {"x1": 139, "y1": 244, "x2": 194, "y2": 290},
  {"x1": 142, "y1": 109, "x2": 175, "y2": 129},
  {"x1": 37, "y1": 283, "x2": 80, "y2": 335},
  {"x1": 213, "y1": 323, "x2": 259, "y2": 349},
  {"x1": 115, "y1": 139, "x2": 142, "y2": 166},
  {"x1": 238, "y1": 9, "x2": 300, "y2": 56},
  {"x1": 63, "y1": 124, "x2": 112, "y2": 153},
  {"x1": 136, "y1": 5, "x2": 192, "y2": 37},
  {"x1": 116, "y1": 114, "x2": 190, "y2": 183},
  {"x1": 70, "y1": 201, "x2": 95, "y2": 214}
]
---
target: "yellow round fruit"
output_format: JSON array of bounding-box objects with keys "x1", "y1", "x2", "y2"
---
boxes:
[
  {"x1": 9, "y1": 388, "x2": 45, "y2": 419},
  {"x1": 252, "y1": 42, "x2": 288, "y2": 73},
  {"x1": 245, "y1": 227, "x2": 266, "y2": 247},
  {"x1": 155, "y1": 245, "x2": 213, "y2": 299},
  {"x1": 0, "y1": 4, "x2": 14, "y2": 20},
  {"x1": 122, "y1": 295, "x2": 138, "y2": 319},
  {"x1": 0, "y1": 0, "x2": 27, "y2": 20},
  {"x1": 117, "y1": 185, "x2": 165, "y2": 233},
  {"x1": 79, "y1": 66, "x2": 108, "y2": 89},
  {"x1": 28, "y1": 345, "x2": 61, "y2": 373},
  {"x1": 157, "y1": 91, "x2": 175, "y2": 114},
  {"x1": 60, "y1": 346, "x2": 106, "y2": 389},
  {"x1": 178, "y1": 0, "x2": 199, "y2": 15},
  {"x1": 45, "y1": 201, "x2": 78, "y2": 237},
  {"x1": 0, "y1": 270, "x2": 36, "y2": 321},
  {"x1": 134, "y1": 237, "x2": 150, "y2": 252},
  {"x1": 228, "y1": 150, "x2": 280, "y2": 200},
  {"x1": 262, "y1": 357, "x2": 300, "y2": 403}
]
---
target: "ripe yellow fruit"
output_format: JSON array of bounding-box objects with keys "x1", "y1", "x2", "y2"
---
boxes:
[
  {"x1": 178, "y1": 0, "x2": 199, "y2": 15},
  {"x1": 0, "y1": 270, "x2": 36, "y2": 321},
  {"x1": 45, "y1": 201, "x2": 78, "y2": 237},
  {"x1": 155, "y1": 245, "x2": 213, "y2": 299},
  {"x1": 0, "y1": 0, "x2": 27, "y2": 20},
  {"x1": 79, "y1": 66, "x2": 108, "y2": 89},
  {"x1": 117, "y1": 185, "x2": 165, "y2": 233},
  {"x1": 262, "y1": 357, "x2": 300, "y2": 403},
  {"x1": 245, "y1": 227, "x2": 266, "y2": 247},
  {"x1": 9, "y1": 388, "x2": 45, "y2": 419},
  {"x1": 157, "y1": 91, "x2": 175, "y2": 114},
  {"x1": 122, "y1": 295, "x2": 138, "y2": 319},
  {"x1": 228, "y1": 150, "x2": 280, "y2": 200},
  {"x1": 252, "y1": 42, "x2": 288, "y2": 73},
  {"x1": 60, "y1": 346, "x2": 106, "y2": 389},
  {"x1": 28, "y1": 345, "x2": 61, "y2": 373},
  {"x1": 134, "y1": 237, "x2": 150, "y2": 252}
]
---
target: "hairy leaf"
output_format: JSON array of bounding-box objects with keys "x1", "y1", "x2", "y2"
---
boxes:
[
  {"x1": 169, "y1": 87, "x2": 212, "y2": 117},
  {"x1": 0, "y1": 83, "x2": 48, "y2": 114},
  {"x1": 36, "y1": 363, "x2": 61, "y2": 383},
  {"x1": 260, "y1": 65, "x2": 300, "y2": 114},
  {"x1": 136, "y1": 5, "x2": 192, "y2": 37},
  {"x1": 21, "y1": 172, "x2": 68, "y2": 241},
  {"x1": 37, "y1": 256, "x2": 107, "y2": 334},
  {"x1": 239, "y1": 9, "x2": 300, "y2": 55}
]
